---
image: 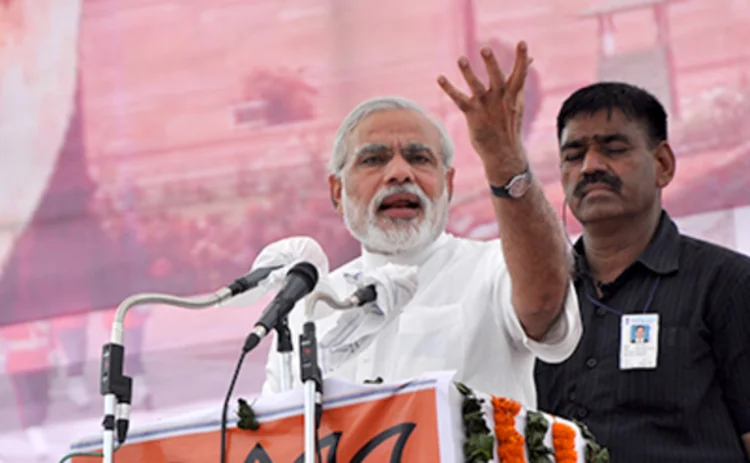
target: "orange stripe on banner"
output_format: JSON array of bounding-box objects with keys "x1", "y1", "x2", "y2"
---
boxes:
[{"x1": 72, "y1": 388, "x2": 440, "y2": 462}]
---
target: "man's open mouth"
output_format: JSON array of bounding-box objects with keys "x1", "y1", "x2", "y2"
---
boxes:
[{"x1": 377, "y1": 193, "x2": 423, "y2": 218}]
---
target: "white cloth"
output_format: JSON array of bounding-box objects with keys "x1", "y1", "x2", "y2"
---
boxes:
[
  {"x1": 252, "y1": 236, "x2": 330, "y2": 276},
  {"x1": 316, "y1": 263, "x2": 419, "y2": 372},
  {"x1": 262, "y1": 233, "x2": 582, "y2": 408},
  {"x1": 223, "y1": 236, "x2": 330, "y2": 308},
  {"x1": 252, "y1": 235, "x2": 330, "y2": 292}
]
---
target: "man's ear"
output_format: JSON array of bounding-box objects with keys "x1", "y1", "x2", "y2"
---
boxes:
[
  {"x1": 446, "y1": 167, "x2": 456, "y2": 201},
  {"x1": 653, "y1": 141, "x2": 676, "y2": 189},
  {"x1": 328, "y1": 174, "x2": 343, "y2": 214}
]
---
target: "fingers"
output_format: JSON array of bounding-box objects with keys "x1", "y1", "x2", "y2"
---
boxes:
[
  {"x1": 506, "y1": 41, "x2": 531, "y2": 96},
  {"x1": 479, "y1": 46, "x2": 506, "y2": 92},
  {"x1": 437, "y1": 75, "x2": 472, "y2": 112},
  {"x1": 457, "y1": 56, "x2": 486, "y2": 96},
  {"x1": 438, "y1": 41, "x2": 532, "y2": 113}
]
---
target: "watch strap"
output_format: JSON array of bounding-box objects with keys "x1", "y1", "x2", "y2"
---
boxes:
[{"x1": 489, "y1": 168, "x2": 532, "y2": 199}]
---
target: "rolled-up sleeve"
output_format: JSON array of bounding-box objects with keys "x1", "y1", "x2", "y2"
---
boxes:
[{"x1": 499, "y1": 274, "x2": 582, "y2": 364}]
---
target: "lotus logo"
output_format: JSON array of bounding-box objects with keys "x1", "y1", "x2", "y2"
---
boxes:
[{"x1": 244, "y1": 423, "x2": 416, "y2": 462}]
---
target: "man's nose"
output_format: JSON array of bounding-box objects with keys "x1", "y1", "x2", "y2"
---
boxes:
[
  {"x1": 383, "y1": 153, "x2": 415, "y2": 185},
  {"x1": 580, "y1": 149, "x2": 609, "y2": 174}
]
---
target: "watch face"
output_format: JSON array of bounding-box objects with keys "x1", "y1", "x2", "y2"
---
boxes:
[{"x1": 508, "y1": 175, "x2": 531, "y2": 198}]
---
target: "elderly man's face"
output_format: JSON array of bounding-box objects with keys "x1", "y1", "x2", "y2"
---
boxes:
[
  {"x1": 0, "y1": 0, "x2": 82, "y2": 270},
  {"x1": 328, "y1": 109, "x2": 455, "y2": 254}
]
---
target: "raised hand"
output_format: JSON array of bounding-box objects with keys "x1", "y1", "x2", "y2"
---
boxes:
[{"x1": 437, "y1": 41, "x2": 532, "y2": 181}]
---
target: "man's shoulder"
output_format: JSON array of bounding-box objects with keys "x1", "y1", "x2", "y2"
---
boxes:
[
  {"x1": 680, "y1": 233, "x2": 750, "y2": 277},
  {"x1": 678, "y1": 234, "x2": 750, "y2": 301}
]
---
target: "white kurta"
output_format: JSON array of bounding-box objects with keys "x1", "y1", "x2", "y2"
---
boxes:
[{"x1": 262, "y1": 233, "x2": 582, "y2": 408}]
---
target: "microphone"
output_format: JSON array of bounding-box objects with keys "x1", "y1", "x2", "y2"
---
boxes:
[
  {"x1": 225, "y1": 265, "x2": 283, "y2": 297},
  {"x1": 312, "y1": 264, "x2": 419, "y2": 373},
  {"x1": 104, "y1": 238, "x2": 327, "y2": 459},
  {"x1": 219, "y1": 259, "x2": 321, "y2": 463},
  {"x1": 304, "y1": 283, "x2": 378, "y2": 319},
  {"x1": 242, "y1": 262, "x2": 319, "y2": 353},
  {"x1": 222, "y1": 236, "x2": 330, "y2": 308},
  {"x1": 297, "y1": 276, "x2": 385, "y2": 458},
  {"x1": 349, "y1": 285, "x2": 378, "y2": 306}
]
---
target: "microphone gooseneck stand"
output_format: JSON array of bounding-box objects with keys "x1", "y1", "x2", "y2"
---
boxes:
[
  {"x1": 221, "y1": 262, "x2": 319, "y2": 463},
  {"x1": 101, "y1": 290, "x2": 238, "y2": 463},
  {"x1": 101, "y1": 270, "x2": 270, "y2": 463},
  {"x1": 275, "y1": 317, "x2": 295, "y2": 391},
  {"x1": 299, "y1": 285, "x2": 378, "y2": 463},
  {"x1": 299, "y1": 321, "x2": 323, "y2": 463}
]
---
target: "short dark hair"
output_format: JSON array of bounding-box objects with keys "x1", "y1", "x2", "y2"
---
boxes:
[{"x1": 556, "y1": 82, "x2": 668, "y2": 146}]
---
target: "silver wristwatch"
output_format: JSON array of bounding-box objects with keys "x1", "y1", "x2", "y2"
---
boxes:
[{"x1": 489, "y1": 168, "x2": 532, "y2": 199}]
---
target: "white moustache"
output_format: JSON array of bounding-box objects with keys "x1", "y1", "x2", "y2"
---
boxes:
[{"x1": 371, "y1": 184, "x2": 429, "y2": 214}]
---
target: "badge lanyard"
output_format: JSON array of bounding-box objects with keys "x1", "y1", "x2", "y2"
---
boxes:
[{"x1": 584, "y1": 276, "x2": 662, "y2": 316}]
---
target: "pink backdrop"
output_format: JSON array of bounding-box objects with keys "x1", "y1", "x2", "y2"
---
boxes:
[{"x1": 1, "y1": 0, "x2": 750, "y2": 460}]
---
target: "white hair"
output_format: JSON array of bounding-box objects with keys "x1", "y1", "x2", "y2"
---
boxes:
[{"x1": 328, "y1": 96, "x2": 455, "y2": 177}]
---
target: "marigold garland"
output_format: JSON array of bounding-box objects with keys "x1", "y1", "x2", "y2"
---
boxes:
[
  {"x1": 551, "y1": 420, "x2": 578, "y2": 463},
  {"x1": 491, "y1": 396, "x2": 525, "y2": 463}
]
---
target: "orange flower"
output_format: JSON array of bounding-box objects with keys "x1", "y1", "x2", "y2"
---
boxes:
[
  {"x1": 552, "y1": 421, "x2": 578, "y2": 463},
  {"x1": 491, "y1": 397, "x2": 525, "y2": 463}
]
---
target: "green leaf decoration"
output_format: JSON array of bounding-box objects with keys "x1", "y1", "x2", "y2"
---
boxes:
[
  {"x1": 456, "y1": 382, "x2": 494, "y2": 463},
  {"x1": 572, "y1": 419, "x2": 610, "y2": 463},
  {"x1": 464, "y1": 434, "x2": 494, "y2": 462},
  {"x1": 524, "y1": 410, "x2": 553, "y2": 463},
  {"x1": 237, "y1": 397, "x2": 260, "y2": 431}
]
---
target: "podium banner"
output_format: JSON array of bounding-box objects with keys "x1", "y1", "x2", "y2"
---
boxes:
[{"x1": 70, "y1": 371, "x2": 463, "y2": 462}]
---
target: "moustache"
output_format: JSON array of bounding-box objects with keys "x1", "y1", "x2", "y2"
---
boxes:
[
  {"x1": 372, "y1": 184, "x2": 428, "y2": 209},
  {"x1": 573, "y1": 171, "x2": 623, "y2": 198}
]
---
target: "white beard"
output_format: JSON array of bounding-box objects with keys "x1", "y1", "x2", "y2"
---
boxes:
[{"x1": 342, "y1": 182, "x2": 449, "y2": 255}]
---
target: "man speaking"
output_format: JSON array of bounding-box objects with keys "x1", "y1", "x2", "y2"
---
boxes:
[{"x1": 262, "y1": 42, "x2": 582, "y2": 406}]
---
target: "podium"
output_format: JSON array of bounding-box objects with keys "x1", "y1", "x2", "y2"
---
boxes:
[{"x1": 69, "y1": 371, "x2": 608, "y2": 462}]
